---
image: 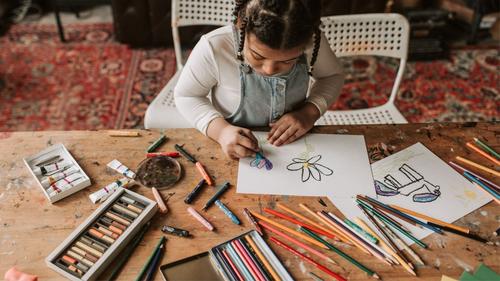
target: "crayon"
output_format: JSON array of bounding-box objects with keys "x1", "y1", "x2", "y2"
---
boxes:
[
  {"x1": 215, "y1": 200, "x2": 240, "y2": 225},
  {"x1": 161, "y1": 225, "x2": 190, "y2": 237},
  {"x1": 202, "y1": 182, "x2": 230, "y2": 210},
  {"x1": 184, "y1": 179, "x2": 206, "y2": 204},
  {"x1": 146, "y1": 135, "x2": 167, "y2": 153}
]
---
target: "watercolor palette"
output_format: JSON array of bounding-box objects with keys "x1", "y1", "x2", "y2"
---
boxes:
[
  {"x1": 46, "y1": 188, "x2": 157, "y2": 281},
  {"x1": 23, "y1": 143, "x2": 91, "y2": 203}
]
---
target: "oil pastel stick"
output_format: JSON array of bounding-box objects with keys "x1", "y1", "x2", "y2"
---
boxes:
[{"x1": 187, "y1": 207, "x2": 214, "y2": 231}]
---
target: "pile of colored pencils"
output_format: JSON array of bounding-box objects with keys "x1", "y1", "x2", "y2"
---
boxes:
[{"x1": 451, "y1": 137, "x2": 499, "y2": 204}]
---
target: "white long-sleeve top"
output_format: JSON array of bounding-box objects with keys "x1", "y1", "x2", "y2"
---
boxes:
[{"x1": 174, "y1": 25, "x2": 344, "y2": 135}]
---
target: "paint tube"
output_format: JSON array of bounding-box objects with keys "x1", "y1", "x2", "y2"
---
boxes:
[
  {"x1": 40, "y1": 166, "x2": 79, "y2": 188},
  {"x1": 33, "y1": 159, "x2": 72, "y2": 176},
  {"x1": 47, "y1": 174, "x2": 86, "y2": 197},
  {"x1": 107, "y1": 159, "x2": 136, "y2": 179},
  {"x1": 89, "y1": 177, "x2": 135, "y2": 204}
]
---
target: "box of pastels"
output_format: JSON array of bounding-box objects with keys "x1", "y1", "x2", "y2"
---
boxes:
[
  {"x1": 23, "y1": 143, "x2": 91, "y2": 203},
  {"x1": 45, "y1": 188, "x2": 158, "y2": 281}
]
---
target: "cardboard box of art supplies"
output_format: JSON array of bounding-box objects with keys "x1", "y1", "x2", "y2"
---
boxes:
[
  {"x1": 46, "y1": 188, "x2": 158, "y2": 281},
  {"x1": 159, "y1": 230, "x2": 293, "y2": 281},
  {"x1": 23, "y1": 143, "x2": 91, "y2": 203}
]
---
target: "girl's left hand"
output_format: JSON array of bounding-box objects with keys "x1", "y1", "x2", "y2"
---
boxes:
[{"x1": 267, "y1": 103, "x2": 320, "y2": 146}]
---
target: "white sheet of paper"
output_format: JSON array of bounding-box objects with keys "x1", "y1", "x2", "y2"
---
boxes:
[
  {"x1": 331, "y1": 142, "x2": 491, "y2": 245},
  {"x1": 236, "y1": 132, "x2": 374, "y2": 198}
]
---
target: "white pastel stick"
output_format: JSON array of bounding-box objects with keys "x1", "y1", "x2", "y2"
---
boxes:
[
  {"x1": 48, "y1": 175, "x2": 86, "y2": 197},
  {"x1": 187, "y1": 207, "x2": 214, "y2": 231},
  {"x1": 107, "y1": 159, "x2": 136, "y2": 179},
  {"x1": 40, "y1": 166, "x2": 79, "y2": 188},
  {"x1": 33, "y1": 159, "x2": 72, "y2": 176},
  {"x1": 89, "y1": 177, "x2": 135, "y2": 204}
]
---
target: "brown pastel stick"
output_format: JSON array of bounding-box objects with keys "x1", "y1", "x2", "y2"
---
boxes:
[
  {"x1": 100, "y1": 217, "x2": 126, "y2": 231},
  {"x1": 112, "y1": 204, "x2": 139, "y2": 218},
  {"x1": 104, "y1": 211, "x2": 131, "y2": 226},
  {"x1": 67, "y1": 250, "x2": 94, "y2": 267},
  {"x1": 89, "y1": 228, "x2": 115, "y2": 244},
  {"x1": 75, "y1": 242, "x2": 103, "y2": 258},
  {"x1": 96, "y1": 224, "x2": 120, "y2": 239},
  {"x1": 70, "y1": 246, "x2": 98, "y2": 263}
]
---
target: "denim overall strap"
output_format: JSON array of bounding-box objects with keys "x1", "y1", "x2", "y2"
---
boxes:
[{"x1": 226, "y1": 25, "x2": 310, "y2": 127}]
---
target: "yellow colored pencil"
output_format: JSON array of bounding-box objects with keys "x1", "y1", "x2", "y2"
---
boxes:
[
  {"x1": 388, "y1": 204, "x2": 470, "y2": 234},
  {"x1": 298, "y1": 203, "x2": 353, "y2": 245},
  {"x1": 456, "y1": 156, "x2": 500, "y2": 177},
  {"x1": 466, "y1": 142, "x2": 500, "y2": 166},
  {"x1": 249, "y1": 211, "x2": 328, "y2": 250},
  {"x1": 245, "y1": 235, "x2": 282, "y2": 281}
]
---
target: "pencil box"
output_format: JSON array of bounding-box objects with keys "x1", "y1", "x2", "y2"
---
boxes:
[
  {"x1": 160, "y1": 230, "x2": 293, "y2": 281},
  {"x1": 45, "y1": 188, "x2": 158, "y2": 281},
  {"x1": 23, "y1": 143, "x2": 91, "y2": 203}
]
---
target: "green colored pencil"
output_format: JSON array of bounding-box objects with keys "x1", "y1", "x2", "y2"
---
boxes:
[
  {"x1": 357, "y1": 200, "x2": 427, "y2": 249},
  {"x1": 134, "y1": 236, "x2": 166, "y2": 281},
  {"x1": 474, "y1": 137, "x2": 500, "y2": 159},
  {"x1": 300, "y1": 227, "x2": 380, "y2": 279},
  {"x1": 108, "y1": 222, "x2": 151, "y2": 280}
]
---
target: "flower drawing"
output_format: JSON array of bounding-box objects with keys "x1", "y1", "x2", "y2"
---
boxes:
[{"x1": 286, "y1": 155, "x2": 333, "y2": 182}]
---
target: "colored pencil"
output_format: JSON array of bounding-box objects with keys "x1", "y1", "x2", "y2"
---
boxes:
[
  {"x1": 232, "y1": 240, "x2": 265, "y2": 281},
  {"x1": 389, "y1": 204, "x2": 470, "y2": 234},
  {"x1": 309, "y1": 272, "x2": 325, "y2": 281},
  {"x1": 449, "y1": 161, "x2": 500, "y2": 192},
  {"x1": 134, "y1": 236, "x2": 166, "y2": 281},
  {"x1": 259, "y1": 220, "x2": 337, "y2": 264},
  {"x1": 455, "y1": 156, "x2": 500, "y2": 177},
  {"x1": 355, "y1": 218, "x2": 417, "y2": 276},
  {"x1": 427, "y1": 222, "x2": 488, "y2": 243},
  {"x1": 344, "y1": 218, "x2": 379, "y2": 244},
  {"x1": 269, "y1": 237, "x2": 346, "y2": 281},
  {"x1": 245, "y1": 235, "x2": 281, "y2": 281},
  {"x1": 325, "y1": 212, "x2": 393, "y2": 265},
  {"x1": 226, "y1": 243, "x2": 254, "y2": 281},
  {"x1": 236, "y1": 239, "x2": 270, "y2": 281},
  {"x1": 221, "y1": 249, "x2": 245, "y2": 281},
  {"x1": 473, "y1": 137, "x2": 500, "y2": 159},
  {"x1": 108, "y1": 130, "x2": 140, "y2": 137},
  {"x1": 357, "y1": 200, "x2": 428, "y2": 249},
  {"x1": 463, "y1": 171, "x2": 500, "y2": 202},
  {"x1": 298, "y1": 203, "x2": 352, "y2": 245},
  {"x1": 264, "y1": 208, "x2": 339, "y2": 240},
  {"x1": 357, "y1": 205, "x2": 414, "y2": 270},
  {"x1": 300, "y1": 227, "x2": 379, "y2": 279},
  {"x1": 371, "y1": 213, "x2": 425, "y2": 266},
  {"x1": 143, "y1": 240, "x2": 165, "y2": 281},
  {"x1": 358, "y1": 195, "x2": 443, "y2": 234},
  {"x1": 277, "y1": 203, "x2": 340, "y2": 241},
  {"x1": 108, "y1": 222, "x2": 150, "y2": 280},
  {"x1": 213, "y1": 247, "x2": 240, "y2": 281},
  {"x1": 316, "y1": 212, "x2": 371, "y2": 255},
  {"x1": 249, "y1": 211, "x2": 328, "y2": 249},
  {"x1": 243, "y1": 208, "x2": 264, "y2": 236},
  {"x1": 466, "y1": 142, "x2": 500, "y2": 166}
]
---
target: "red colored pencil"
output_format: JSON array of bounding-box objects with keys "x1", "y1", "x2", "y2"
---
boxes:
[
  {"x1": 269, "y1": 236, "x2": 346, "y2": 281},
  {"x1": 231, "y1": 240, "x2": 265, "y2": 281},
  {"x1": 221, "y1": 249, "x2": 244, "y2": 281},
  {"x1": 264, "y1": 208, "x2": 339, "y2": 241}
]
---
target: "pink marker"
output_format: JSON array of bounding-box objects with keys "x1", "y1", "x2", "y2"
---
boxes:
[{"x1": 187, "y1": 207, "x2": 214, "y2": 231}]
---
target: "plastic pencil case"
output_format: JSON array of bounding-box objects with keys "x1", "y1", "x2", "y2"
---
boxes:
[
  {"x1": 45, "y1": 188, "x2": 158, "y2": 281},
  {"x1": 209, "y1": 230, "x2": 293, "y2": 281},
  {"x1": 23, "y1": 143, "x2": 91, "y2": 203}
]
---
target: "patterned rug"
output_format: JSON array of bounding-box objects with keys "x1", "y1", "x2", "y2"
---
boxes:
[{"x1": 0, "y1": 23, "x2": 498, "y2": 131}]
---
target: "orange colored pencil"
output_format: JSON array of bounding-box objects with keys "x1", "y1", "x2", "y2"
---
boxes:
[
  {"x1": 466, "y1": 142, "x2": 500, "y2": 166},
  {"x1": 456, "y1": 156, "x2": 500, "y2": 177},
  {"x1": 249, "y1": 211, "x2": 328, "y2": 250}
]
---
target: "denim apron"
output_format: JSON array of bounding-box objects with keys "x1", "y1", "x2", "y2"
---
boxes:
[{"x1": 226, "y1": 26, "x2": 310, "y2": 127}]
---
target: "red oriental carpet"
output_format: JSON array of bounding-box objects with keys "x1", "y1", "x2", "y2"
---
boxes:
[{"x1": 0, "y1": 23, "x2": 498, "y2": 131}]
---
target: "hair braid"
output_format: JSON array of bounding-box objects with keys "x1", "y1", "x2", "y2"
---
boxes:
[
  {"x1": 232, "y1": 0, "x2": 248, "y2": 24},
  {"x1": 309, "y1": 27, "x2": 321, "y2": 75},
  {"x1": 237, "y1": 17, "x2": 248, "y2": 62}
]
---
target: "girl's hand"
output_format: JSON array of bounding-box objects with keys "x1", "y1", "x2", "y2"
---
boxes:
[
  {"x1": 267, "y1": 103, "x2": 320, "y2": 146},
  {"x1": 207, "y1": 118, "x2": 259, "y2": 159}
]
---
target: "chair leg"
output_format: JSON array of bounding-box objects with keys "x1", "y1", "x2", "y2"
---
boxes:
[{"x1": 53, "y1": 2, "x2": 66, "y2": 42}]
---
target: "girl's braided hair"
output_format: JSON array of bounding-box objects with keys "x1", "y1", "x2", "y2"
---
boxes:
[{"x1": 232, "y1": 0, "x2": 322, "y2": 75}]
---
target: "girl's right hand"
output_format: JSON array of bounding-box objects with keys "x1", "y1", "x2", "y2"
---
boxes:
[{"x1": 207, "y1": 118, "x2": 259, "y2": 159}]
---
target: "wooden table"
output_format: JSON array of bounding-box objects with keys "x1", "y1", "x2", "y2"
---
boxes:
[{"x1": 0, "y1": 123, "x2": 498, "y2": 281}]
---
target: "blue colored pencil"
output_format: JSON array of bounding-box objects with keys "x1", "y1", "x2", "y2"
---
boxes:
[
  {"x1": 215, "y1": 200, "x2": 240, "y2": 225},
  {"x1": 463, "y1": 171, "x2": 500, "y2": 202}
]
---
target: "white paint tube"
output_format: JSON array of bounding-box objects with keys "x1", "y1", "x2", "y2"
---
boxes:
[
  {"x1": 33, "y1": 159, "x2": 72, "y2": 176},
  {"x1": 107, "y1": 159, "x2": 136, "y2": 179},
  {"x1": 89, "y1": 177, "x2": 135, "y2": 204},
  {"x1": 47, "y1": 173, "x2": 85, "y2": 197},
  {"x1": 40, "y1": 166, "x2": 79, "y2": 188}
]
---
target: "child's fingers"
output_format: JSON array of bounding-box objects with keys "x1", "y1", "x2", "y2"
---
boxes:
[
  {"x1": 233, "y1": 144, "x2": 255, "y2": 158},
  {"x1": 238, "y1": 134, "x2": 259, "y2": 152},
  {"x1": 268, "y1": 123, "x2": 290, "y2": 144},
  {"x1": 282, "y1": 129, "x2": 304, "y2": 145},
  {"x1": 239, "y1": 129, "x2": 259, "y2": 149},
  {"x1": 274, "y1": 126, "x2": 299, "y2": 146}
]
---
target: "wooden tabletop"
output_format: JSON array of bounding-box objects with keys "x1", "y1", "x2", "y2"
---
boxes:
[{"x1": 0, "y1": 123, "x2": 498, "y2": 281}]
